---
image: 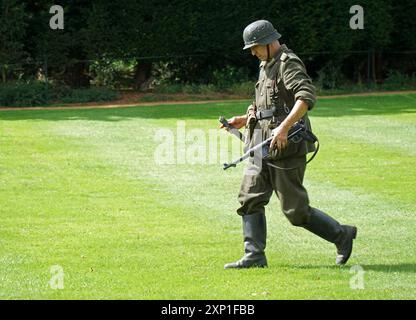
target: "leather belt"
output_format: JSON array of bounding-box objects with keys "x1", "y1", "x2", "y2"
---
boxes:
[{"x1": 256, "y1": 106, "x2": 289, "y2": 120}]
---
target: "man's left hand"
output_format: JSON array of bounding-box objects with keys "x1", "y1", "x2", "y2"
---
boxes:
[{"x1": 270, "y1": 125, "x2": 289, "y2": 150}]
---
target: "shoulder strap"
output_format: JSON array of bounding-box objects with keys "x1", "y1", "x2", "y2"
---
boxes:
[{"x1": 276, "y1": 53, "x2": 292, "y2": 110}]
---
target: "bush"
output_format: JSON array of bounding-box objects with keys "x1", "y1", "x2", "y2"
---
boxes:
[
  {"x1": 0, "y1": 82, "x2": 119, "y2": 107},
  {"x1": 211, "y1": 66, "x2": 250, "y2": 89},
  {"x1": 382, "y1": 70, "x2": 416, "y2": 90},
  {"x1": 182, "y1": 84, "x2": 201, "y2": 94},
  {"x1": 90, "y1": 59, "x2": 135, "y2": 89},
  {"x1": 315, "y1": 63, "x2": 346, "y2": 91},
  {"x1": 198, "y1": 84, "x2": 218, "y2": 95},
  {"x1": 60, "y1": 87, "x2": 119, "y2": 103},
  {"x1": 152, "y1": 83, "x2": 184, "y2": 94},
  {"x1": 228, "y1": 81, "x2": 254, "y2": 97},
  {"x1": 151, "y1": 61, "x2": 180, "y2": 87},
  {"x1": 0, "y1": 82, "x2": 49, "y2": 106}
]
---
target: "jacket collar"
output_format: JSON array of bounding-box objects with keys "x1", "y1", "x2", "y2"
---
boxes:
[{"x1": 259, "y1": 44, "x2": 289, "y2": 69}]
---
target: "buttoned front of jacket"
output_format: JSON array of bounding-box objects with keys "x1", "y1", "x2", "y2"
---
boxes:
[{"x1": 252, "y1": 44, "x2": 317, "y2": 159}]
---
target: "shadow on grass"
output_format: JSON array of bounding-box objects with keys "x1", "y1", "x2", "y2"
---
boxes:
[
  {"x1": 0, "y1": 94, "x2": 415, "y2": 122},
  {"x1": 275, "y1": 263, "x2": 416, "y2": 273},
  {"x1": 359, "y1": 264, "x2": 416, "y2": 273}
]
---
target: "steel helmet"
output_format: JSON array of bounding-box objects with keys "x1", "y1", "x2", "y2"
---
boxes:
[{"x1": 243, "y1": 20, "x2": 281, "y2": 50}]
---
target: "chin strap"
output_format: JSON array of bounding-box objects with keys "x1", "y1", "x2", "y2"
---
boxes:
[{"x1": 266, "y1": 44, "x2": 270, "y2": 60}]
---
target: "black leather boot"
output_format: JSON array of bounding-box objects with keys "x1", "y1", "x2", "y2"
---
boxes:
[
  {"x1": 303, "y1": 208, "x2": 357, "y2": 265},
  {"x1": 335, "y1": 225, "x2": 357, "y2": 265},
  {"x1": 224, "y1": 213, "x2": 268, "y2": 269}
]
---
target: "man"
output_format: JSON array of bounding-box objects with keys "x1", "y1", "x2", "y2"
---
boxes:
[{"x1": 221, "y1": 20, "x2": 357, "y2": 269}]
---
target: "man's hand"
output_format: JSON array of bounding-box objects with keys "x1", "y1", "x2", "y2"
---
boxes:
[
  {"x1": 270, "y1": 100, "x2": 309, "y2": 150},
  {"x1": 219, "y1": 115, "x2": 247, "y2": 130},
  {"x1": 270, "y1": 124, "x2": 289, "y2": 150}
]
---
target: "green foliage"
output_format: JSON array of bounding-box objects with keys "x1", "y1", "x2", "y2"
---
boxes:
[
  {"x1": 23, "y1": 0, "x2": 92, "y2": 87},
  {"x1": 151, "y1": 81, "x2": 253, "y2": 97},
  {"x1": 0, "y1": 82, "x2": 48, "y2": 106},
  {"x1": 60, "y1": 87, "x2": 119, "y2": 103},
  {"x1": 228, "y1": 81, "x2": 254, "y2": 97},
  {"x1": 0, "y1": 82, "x2": 119, "y2": 106},
  {"x1": 2, "y1": 1, "x2": 416, "y2": 87},
  {"x1": 390, "y1": 0, "x2": 416, "y2": 50},
  {"x1": 315, "y1": 63, "x2": 347, "y2": 91},
  {"x1": 151, "y1": 83, "x2": 202, "y2": 95},
  {"x1": 150, "y1": 63, "x2": 253, "y2": 94},
  {"x1": 181, "y1": 84, "x2": 199, "y2": 94},
  {"x1": 382, "y1": 70, "x2": 416, "y2": 90},
  {"x1": 0, "y1": 0, "x2": 27, "y2": 82},
  {"x1": 150, "y1": 61, "x2": 180, "y2": 87},
  {"x1": 89, "y1": 59, "x2": 136, "y2": 89},
  {"x1": 211, "y1": 66, "x2": 250, "y2": 88},
  {"x1": 198, "y1": 84, "x2": 219, "y2": 95},
  {"x1": 152, "y1": 83, "x2": 184, "y2": 94},
  {"x1": 137, "y1": 93, "x2": 213, "y2": 102},
  {"x1": 181, "y1": 84, "x2": 219, "y2": 94}
]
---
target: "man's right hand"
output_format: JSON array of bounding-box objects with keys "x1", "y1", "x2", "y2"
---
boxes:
[{"x1": 219, "y1": 115, "x2": 247, "y2": 130}]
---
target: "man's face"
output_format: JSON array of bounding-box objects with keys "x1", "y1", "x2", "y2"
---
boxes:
[{"x1": 250, "y1": 45, "x2": 268, "y2": 61}]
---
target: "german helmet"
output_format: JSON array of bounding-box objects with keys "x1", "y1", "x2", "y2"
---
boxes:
[{"x1": 243, "y1": 20, "x2": 281, "y2": 50}]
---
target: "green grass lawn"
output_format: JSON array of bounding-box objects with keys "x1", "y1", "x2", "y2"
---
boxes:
[{"x1": 1, "y1": 93, "x2": 415, "y2": 299}]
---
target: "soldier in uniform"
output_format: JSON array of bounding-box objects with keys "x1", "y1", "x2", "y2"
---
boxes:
[{"x1": 222, "y1": 20, "x2": 357, "y2": 269}]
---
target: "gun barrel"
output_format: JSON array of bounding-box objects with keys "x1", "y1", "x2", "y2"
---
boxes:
[
  {"x1": 223, "y1": 137, "x2": 272, "y2": 170},
  {"x1": 222, "y1": 121, "x2": 307, "y2": 170}
]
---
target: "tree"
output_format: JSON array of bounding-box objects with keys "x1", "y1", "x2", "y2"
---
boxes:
[
  {"x1": 0, "y1": 0, "x2": 27, "y2": 82},
  {"x1": 23, "y1": 0, "x2": 92, "y2": 87},
  {"x1": 2, "y1": 0, "x2": 413, "y2": 88}
]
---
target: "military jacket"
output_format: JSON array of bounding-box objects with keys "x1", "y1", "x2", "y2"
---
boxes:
[{"x1": 253, "y1": 44, "x2": 316, "y2": 159}]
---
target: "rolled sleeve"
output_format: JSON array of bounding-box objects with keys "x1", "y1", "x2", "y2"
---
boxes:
[{"x1": 282, "y1": 59, "x2": 316, "y2": 110}]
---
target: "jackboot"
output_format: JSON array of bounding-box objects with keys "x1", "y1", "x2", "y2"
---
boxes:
[
  {"x1": 303, "y1": 208, "x2": 357, "y2": 265},
  {"x1": 224, "y1": 213, "x2": 267, "y2": 269}
]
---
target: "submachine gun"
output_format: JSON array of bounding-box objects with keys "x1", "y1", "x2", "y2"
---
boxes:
[{"x1": 219, "y1": 116, "x2": 319, "y2": 170}]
